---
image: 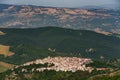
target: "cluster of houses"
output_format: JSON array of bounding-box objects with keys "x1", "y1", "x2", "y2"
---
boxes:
[{"x1": 21, "y1": 56, "x2": 93, "y2": 72}]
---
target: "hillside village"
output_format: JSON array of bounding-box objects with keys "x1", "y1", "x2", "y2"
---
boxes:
[{"x1": 17, "y1": 56, "x2": 93, "y2": 72}]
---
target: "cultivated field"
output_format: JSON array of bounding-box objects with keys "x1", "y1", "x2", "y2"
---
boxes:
[
  {"x1": 0, "y1": 61, "x2": 14, "y2": 72},
  {"x1": 0, "y1": 45, "x2": 14, "y2": 57}
]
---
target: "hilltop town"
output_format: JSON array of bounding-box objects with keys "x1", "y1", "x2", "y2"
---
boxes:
[{"x1": 18, "y1": 56, "x2": 93, "y2": 72}]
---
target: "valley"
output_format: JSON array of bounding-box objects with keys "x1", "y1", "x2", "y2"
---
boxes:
[{"x1": 0, "y1": 3, "x2": 120, "y2": 80}]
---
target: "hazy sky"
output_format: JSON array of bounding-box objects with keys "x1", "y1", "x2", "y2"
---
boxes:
[{"x1": 0, "y1": 0, "x2": 120, "y2": 9}]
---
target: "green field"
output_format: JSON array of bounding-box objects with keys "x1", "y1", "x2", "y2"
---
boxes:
[
  {"x1": 0, "y1": 61, "x2": 14, "y2": 73},
  {"x1": 0, "y1": 65, "x2": 8, "y2": 73}
]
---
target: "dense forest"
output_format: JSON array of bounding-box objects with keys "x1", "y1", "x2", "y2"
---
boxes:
[{"x1": 0, "y1": 27, "x2": 120, "y2": 64}]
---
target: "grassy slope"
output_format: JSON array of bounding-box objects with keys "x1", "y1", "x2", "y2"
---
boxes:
[
  {"x1": 88, "y1": 70, "x2": 120, "y2": 80},
  {"x1": 0, "y1": 65, "x2": 7, "y2": 73},
  {"x1": 0, "y1": 27, "x2": 120, "y2": 64},
  {"x1": 0, "y1": 61, "x2": 14, "y2": 72}
]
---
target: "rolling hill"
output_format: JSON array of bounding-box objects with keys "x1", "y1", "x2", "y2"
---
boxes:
[{"x1": 0, "y1": 27, "x2": 120, "y2": 64}]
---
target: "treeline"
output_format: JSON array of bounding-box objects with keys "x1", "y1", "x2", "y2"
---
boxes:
[{"x1": 0, "y1": 70, "x2": 89, "y2": 80}]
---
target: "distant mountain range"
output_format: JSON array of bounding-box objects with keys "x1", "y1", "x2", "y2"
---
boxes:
[
  {"x1": 79, "y1": 4, "x2": 120, "y2": 10},
  {"x1": 0, "y1": 4, "x2": 120, "y2": 34}
]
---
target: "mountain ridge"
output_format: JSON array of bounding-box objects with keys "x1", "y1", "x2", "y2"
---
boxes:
[{"x1": 0, "y1": 4, "x2": 119, "y2": 34}]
